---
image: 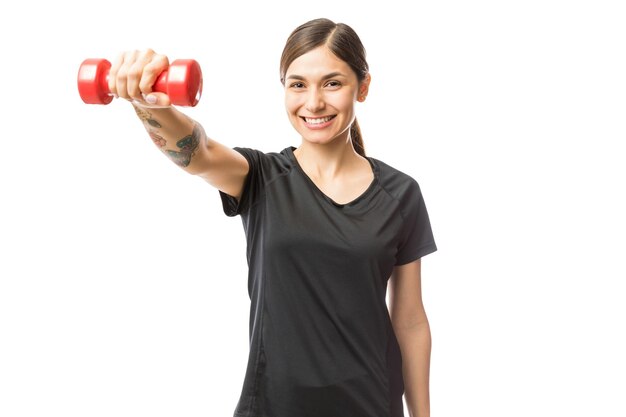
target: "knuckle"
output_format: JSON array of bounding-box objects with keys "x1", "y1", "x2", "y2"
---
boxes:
[
  {"x1": 154, "y1": 54, "x2": 169, "y2": 67},
  {"x1": 123, "y1": 50, "x2": 136, "y2": 62}
]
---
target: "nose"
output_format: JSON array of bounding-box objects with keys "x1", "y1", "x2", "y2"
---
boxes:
[{"x1": 305, "y1": 88, "x2": 325, "y2": 113}]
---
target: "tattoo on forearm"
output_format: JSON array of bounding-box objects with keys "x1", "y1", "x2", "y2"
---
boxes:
[
  {"x1": 133, "y1": 105, "x2": 161, "y2": 128},
  {"x1": 165, "y1": 124, "x2": 202, "y2": 167},
  {"x1": 149, "y1": 130, "x2": 166, "y2": 148}
]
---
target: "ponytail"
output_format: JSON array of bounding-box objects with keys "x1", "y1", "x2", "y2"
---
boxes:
[{"x1": 350, "y1": 118, "x2": 366, "y2": 157}]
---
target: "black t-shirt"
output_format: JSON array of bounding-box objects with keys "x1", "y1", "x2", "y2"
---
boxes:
[{"x1": 220, "y1": 147, "x2": 437, "y2": 417}]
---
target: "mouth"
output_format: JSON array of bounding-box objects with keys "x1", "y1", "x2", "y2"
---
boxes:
[{"x1": 300, "y1": 115, "x2": 336, "y2": 125}]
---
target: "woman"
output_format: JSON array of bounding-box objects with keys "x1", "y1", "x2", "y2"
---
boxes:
[{"x1": 110, "y1": 17, "x2": 437, "y2": 417}]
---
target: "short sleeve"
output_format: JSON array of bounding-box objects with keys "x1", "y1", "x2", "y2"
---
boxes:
[
  {"x1": 219, "y1": 147, "x2": 292, "y2": 217},
  {"x1": 219, "y1": 147, "x2": 262, "y2": 217},
  {"x1": 395, "y1": 180, "x2": 438, "y2": 265}
]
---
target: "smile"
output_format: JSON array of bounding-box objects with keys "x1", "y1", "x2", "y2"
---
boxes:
[{"x1": 301, "y1": 115, "x2": 336, "y2": 125}]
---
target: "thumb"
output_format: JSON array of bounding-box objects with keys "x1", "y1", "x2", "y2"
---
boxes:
[{"x1": 141, "y1": 92, "x2": 171, "y2": 108}]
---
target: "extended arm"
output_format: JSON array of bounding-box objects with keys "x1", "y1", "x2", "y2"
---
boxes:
[{"x1": 109, "y1": 49, "x2": 248, "y2": 199}]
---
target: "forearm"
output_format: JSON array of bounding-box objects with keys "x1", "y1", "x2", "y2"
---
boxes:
[
  {"x1": 395, "y1": 321, "x2": 432, "y2": 417},
  {"x1": 132, "y1": 103, "x2": 208, "y2": 174}
]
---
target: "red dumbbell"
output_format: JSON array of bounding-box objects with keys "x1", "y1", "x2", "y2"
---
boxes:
[{"x1": 77, "y1": 58, "x2": 203, "y2": 107}]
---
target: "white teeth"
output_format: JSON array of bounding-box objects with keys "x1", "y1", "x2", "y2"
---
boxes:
[{"x1": 304, "y1": 116, "x2": 333, "y2": 124}]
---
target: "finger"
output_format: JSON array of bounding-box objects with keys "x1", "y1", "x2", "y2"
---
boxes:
[
  {"x1": 127, "y1": 49, "x2": 156, "y2": 101},
  {"x1": 108, "y1": 52, "x2": 125, "y2": 97},
  {"x1": 115, "y1": 50, "x2": 138, "y2": 101},
  {"x1": 139, "y1": 53, "x2": 170, "y2": 95},
  {"x1": 140, "y1": 92, "x2": 172, "y2": 108}
]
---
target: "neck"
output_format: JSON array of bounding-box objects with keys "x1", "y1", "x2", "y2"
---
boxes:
[{"x1": 294, "y1": 138, "x2": 364, "y2": 180}]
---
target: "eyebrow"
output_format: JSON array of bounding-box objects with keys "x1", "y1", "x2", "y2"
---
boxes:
[{"x1": 285, "y1": 72, "x2": 347, "y2": 81}]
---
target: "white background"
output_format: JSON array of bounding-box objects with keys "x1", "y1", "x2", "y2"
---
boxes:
[{"x1": 1, "y1": 1, "x2": 624, "y2": 416}]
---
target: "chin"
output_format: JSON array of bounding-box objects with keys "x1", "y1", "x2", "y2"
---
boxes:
[{"x1": 302, "y1": 135, "x2": 343, "y2": 147}]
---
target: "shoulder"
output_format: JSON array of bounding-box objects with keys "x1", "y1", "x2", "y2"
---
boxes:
[
  {"x1": 370, "y1": 157, "x2": 424, "y2": 201},
  {"x1": 234, "y1": 146, "x2": 294, "y2": 177}
]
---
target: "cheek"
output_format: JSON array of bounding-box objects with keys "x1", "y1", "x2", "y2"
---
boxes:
[
  {"x1": 284, "y1": 94, "x2": 301, "y2": 114},
  {"x1": 332, "y1": 95, "x2": 356, "y2": 114},
  {"x1": 327, "y1": 88, "x2": 357, "y2": 109}
]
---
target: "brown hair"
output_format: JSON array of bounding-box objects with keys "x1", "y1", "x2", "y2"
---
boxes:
[{"x1": 279, "y1": 18, "x2": 369, "y2": 157}]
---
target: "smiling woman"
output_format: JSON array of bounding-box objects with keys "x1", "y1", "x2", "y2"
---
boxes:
[
  {"x1": 280, "y1": 18, "x2": 371, "y2": 160},
  {"x1": 283, "y1": 45, "x2": 373, "y2": 204},
  {"x1": 107, "y1": 17, "x2": 437, "y2": 417}
]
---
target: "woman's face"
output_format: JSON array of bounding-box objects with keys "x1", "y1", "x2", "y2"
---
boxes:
[{"x1": 284, "y1": 46, "x2": 368, "y2": 147}]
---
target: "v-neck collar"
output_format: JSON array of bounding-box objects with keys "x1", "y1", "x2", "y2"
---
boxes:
[{"x1": 286, "y1": 146, "x2": 379, "y2": 208}]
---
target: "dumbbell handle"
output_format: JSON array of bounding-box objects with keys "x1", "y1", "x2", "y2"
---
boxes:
[{"x1": 77, "y1": 58, "x2": 203, "y2": 107}]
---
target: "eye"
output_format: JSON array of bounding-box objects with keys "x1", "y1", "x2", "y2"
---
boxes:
[
  {"x1": 289, "y1": 82, "x2": 305, "y2": 89},
  {"x1": 325, "y1": 80, "x2": 341, "y2": 88}
]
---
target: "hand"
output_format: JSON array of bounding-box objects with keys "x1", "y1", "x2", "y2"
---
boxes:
[{"x1": 108, "y1": 49, "x2": 172, "y2": 107}]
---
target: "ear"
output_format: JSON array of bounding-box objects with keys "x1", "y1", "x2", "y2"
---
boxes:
[{"x1": 357, "y1": 73, "x2": 371, "y2": 102}]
